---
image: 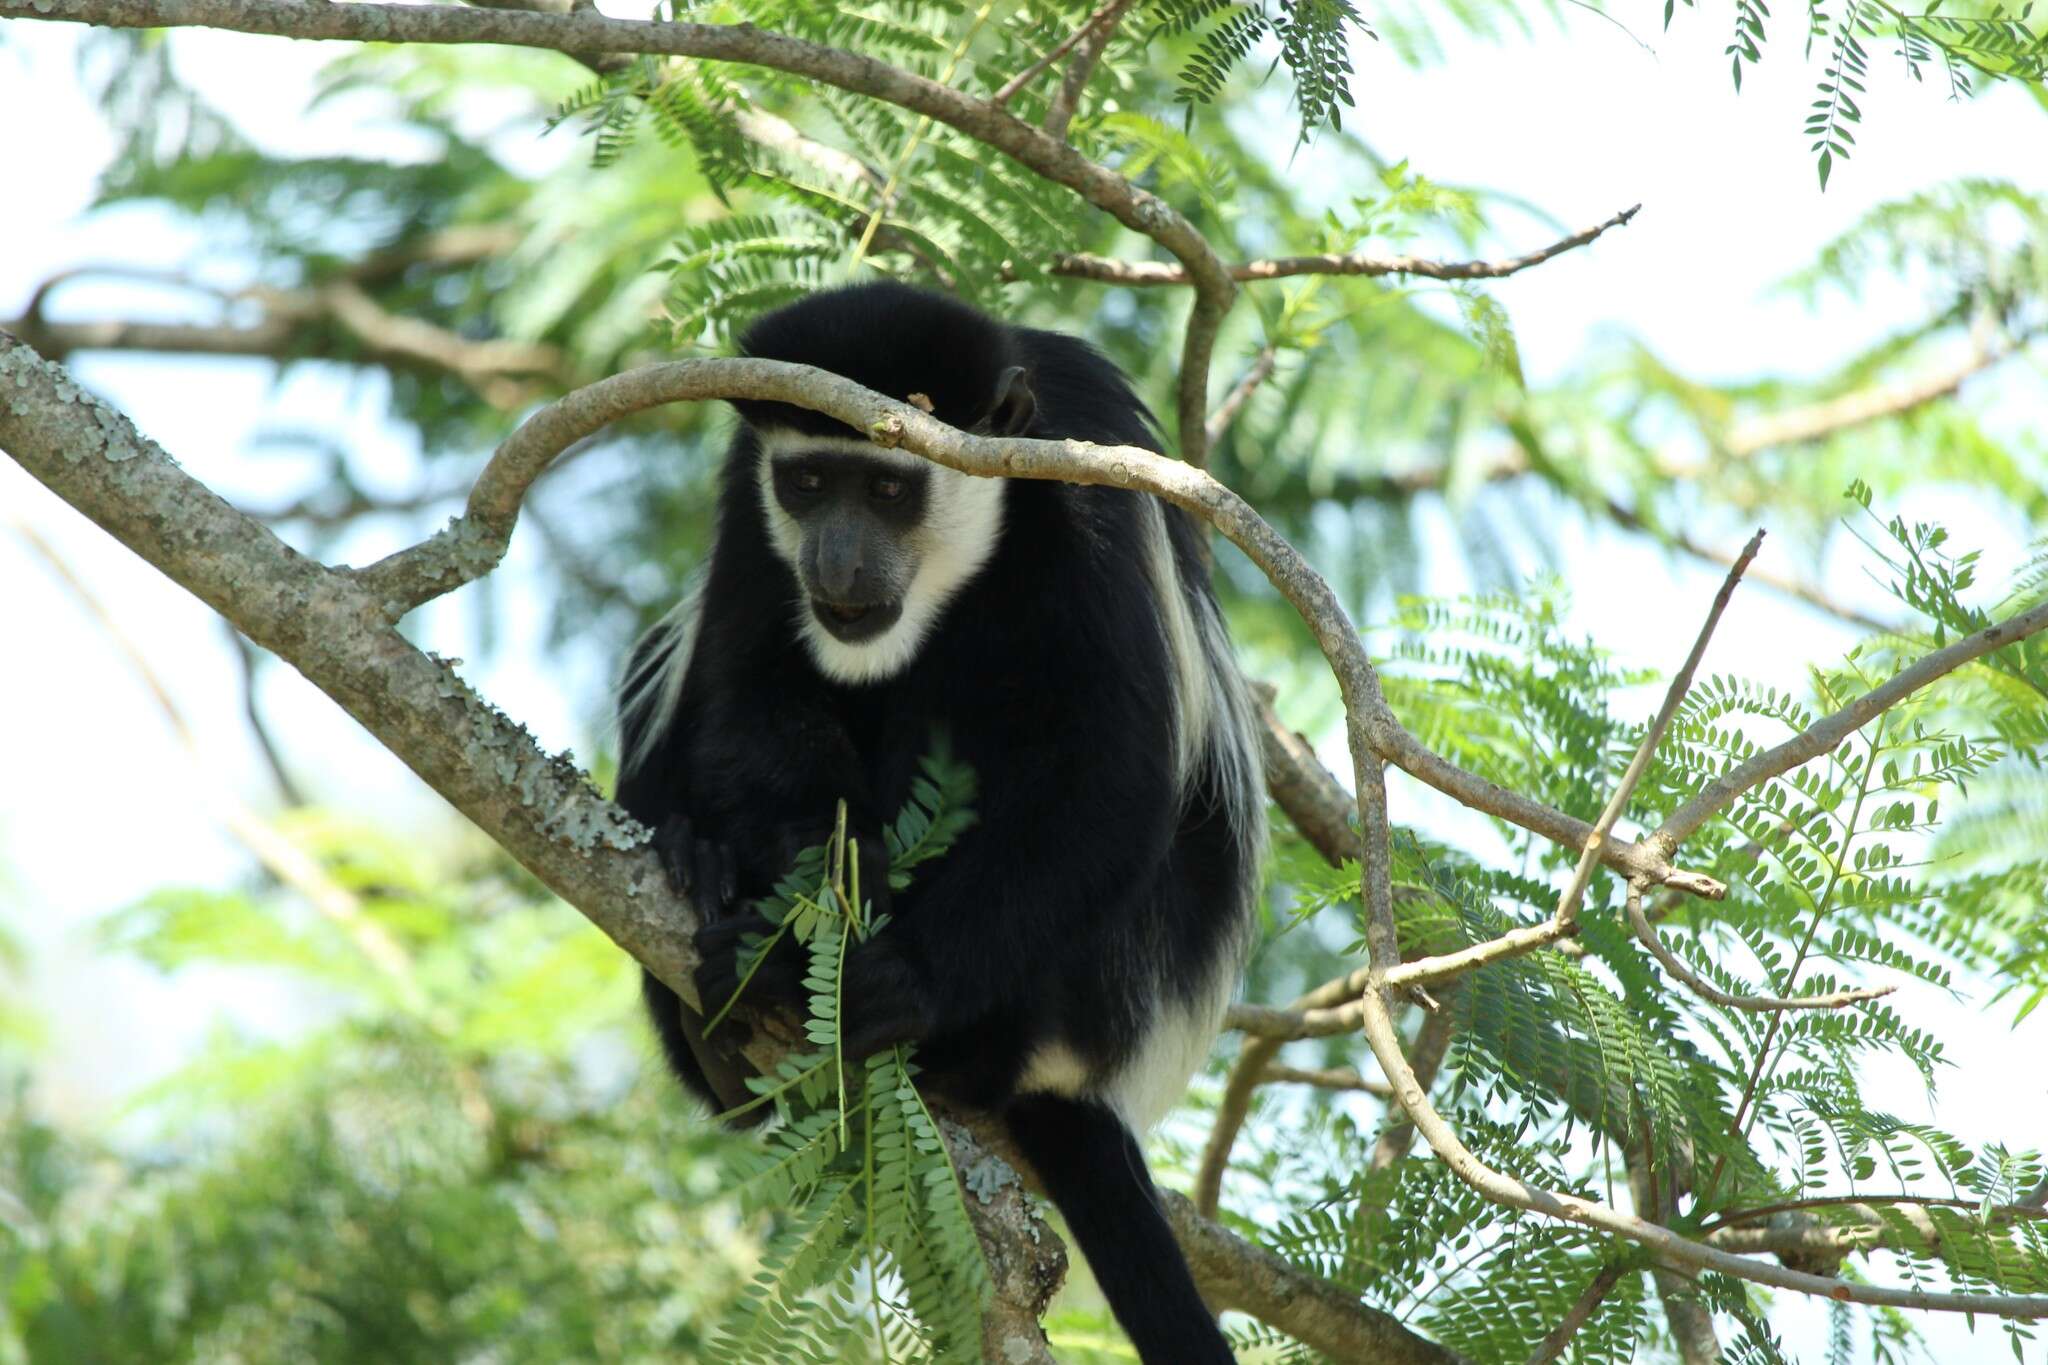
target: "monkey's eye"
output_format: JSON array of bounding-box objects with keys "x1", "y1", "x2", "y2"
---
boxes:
[
  {"x1": 784, "y1": 469, "x2": 825, "y2": 496},
  {"x1": 869, "y1": 475, "x2": 907, "y2": 503}
]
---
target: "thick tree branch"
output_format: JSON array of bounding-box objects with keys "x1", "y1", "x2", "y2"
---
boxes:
[
  {"x1": 0, "y1": 331, "x2": 1076, "y2": 1363},
  {"x1": 0, "y1": 333, "x2": 684, "y2": 984},
  {"x1": 1253, "y1": 685, "x2": 1361, "y2": 865},
  {"x1": 1161, "y1": 1192, "x2": 1471, "y2": 1365}
]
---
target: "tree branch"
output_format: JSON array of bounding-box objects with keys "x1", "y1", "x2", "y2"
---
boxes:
[
  {"x1": 1161, "y1": 1192, "x2": 1471, "y2": 1365},
  {"x1": 346, "y1": 354, "x2": 1725, "y2": 899},
  {"x1": 1041, "y1": 0, "x2": 1134, "y2": 140},
  {"x1": 1653, "y1": 595, "x2": 2048, "y2": 848},
  {"x1": 1369, "y1": 995, "x2": 1457, "y2": 1170},
  {"x1": 1341, "y1": 625, "x2": 2048, "y2": 1320},
  {"x1": 381, "y1": 357, "x2": 2044, "y2": 1315},
  {"x1": 990, "y1": 0, "x2": 1128, "y2": 118},
  {"x1": 1053, "y1": 205, "x2": 1641, "y2": 286},
  {"x1": 1553, "y1": 529, "x2": 1764, "y2": 932},
  {"x1": 0, "y1": 330, "x2": 1083, "y2": 1361},
  {"x1": 6, "y1": 274, "x2": 574, "y2": 411},
  {"x1": 1253, "y1": 684, "x2": 1360, "y2": 865},
  {"x1": 0, "y1": 329, "x2": 1476, "y2": 1362},
  {"x1": 1627, "y1": 880, "x2": 1898, "y2": 1012},
  {"x1": 1719, "y1": 332, "x2": 2028, "y2": 458},
  {"x1": 1205, "y1": 344, "x2": 1277, "y2": 451},
  {"x1": 1522, "y1": 1262, "x2": 1626, "y2": 1365},
  {"x1": 1258, "y1": 1063, "x2": 1392, "y2": 1097}
]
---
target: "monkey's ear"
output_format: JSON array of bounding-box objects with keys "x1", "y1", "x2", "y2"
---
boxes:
[{"x1": 986, "y1": 365, "x2": 1037, "y2": 436}]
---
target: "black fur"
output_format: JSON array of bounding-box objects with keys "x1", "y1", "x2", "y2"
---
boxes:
[{"x1": 617, "y1": 282, "x2": 1253, "y2": 1363}]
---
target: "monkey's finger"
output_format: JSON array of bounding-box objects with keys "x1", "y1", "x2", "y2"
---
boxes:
[
  {"x1": 718, "y1": 843, "x2": 739, "y2": 910},
  {"x1": 655, "y1": 816, "x2": 696, "y2": 895},
  {"x1": 693, "y1": 839, "x2": 731, "y2": 918}
]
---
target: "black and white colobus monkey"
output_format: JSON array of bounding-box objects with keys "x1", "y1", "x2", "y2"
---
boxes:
[{"x1": 616, "y1": 282, "x2": 1262, "y2": 1364}]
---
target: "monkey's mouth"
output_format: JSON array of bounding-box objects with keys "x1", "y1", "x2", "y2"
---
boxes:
[{"x1": 810, "y1": 597, "x2": 903, "y2": 643}]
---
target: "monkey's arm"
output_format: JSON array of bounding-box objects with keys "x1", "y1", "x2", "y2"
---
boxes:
[{"x1": 838, "y1": 692, "x2": 1181, "y2": 1055}]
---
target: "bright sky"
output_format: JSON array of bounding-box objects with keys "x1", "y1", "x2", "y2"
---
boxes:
[{"x1": 2, "y1": 10, "x2": 2044, "y2": 1359}]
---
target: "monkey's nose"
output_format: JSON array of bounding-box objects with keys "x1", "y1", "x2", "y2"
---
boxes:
[{"x1": 817, "y1": 544, "x2": 865, "y2": 599}]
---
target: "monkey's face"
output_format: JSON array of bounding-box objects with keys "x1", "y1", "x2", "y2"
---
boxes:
[
  {"x1": 767, "y1": 446, "x2": 921, "y2": 641},
  {"x1": 755, "y1": 432, "x2": 1006, "y2": 685}
]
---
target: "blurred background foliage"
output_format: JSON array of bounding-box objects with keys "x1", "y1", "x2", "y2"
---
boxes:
[{"x1": 3, "y1": 0, "x2": 2048, "y2": 1360}]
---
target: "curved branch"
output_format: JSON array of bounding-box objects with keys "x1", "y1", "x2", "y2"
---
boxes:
[{"x1": 353, "y1": 356, "x2": 1725, "y2": 902}]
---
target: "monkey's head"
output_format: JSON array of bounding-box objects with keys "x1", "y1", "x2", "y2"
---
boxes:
[{"x1": 732, "y1": 283, "x2": 1038, "y2": 685}]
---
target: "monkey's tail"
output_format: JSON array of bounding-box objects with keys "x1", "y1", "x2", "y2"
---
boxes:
[{"x1": 1005, "y1": 1094, "x2": 1236, "y2": 1365}]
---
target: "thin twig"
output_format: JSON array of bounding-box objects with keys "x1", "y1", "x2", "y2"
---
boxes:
[
  {"x1": 223, "y1": 619, "x2": 306, "y2": 807},
  {"x1": 1626, "y1": 880, "x2": 1897, "y2": 1012},
  {"x1": 1258, "y1": 1064, "x2": 1393, "y2": 1097},
  {"x1": 989, "y1": 0, "x2": 1123, "y2": 106},
  {"x1": 1604, "y1": 499, "x2": 1898, "y2": 634},
  {"x1": 1205, "y1": 344, "x2": 1278, "y2": 450},
  {"x1": 1042, "y1": 0, "x2": 1134, "y2": 140},
  {"x1": 1700, "y1": 1193, "x2": 2048, "y2": 1234},
  {"x1": 1523, "y1": 1262, "x2": 1627, "y2": 1365},
  {"x1": 1553, "y1": 529, "x2": 1764, "y2": 931},
  {"x1": 1054, "y1": 205, "x2": 1641, "y2": 286},
  {"x1": 1654, "y1": 596, "x2": 2048, "y2": 847}
]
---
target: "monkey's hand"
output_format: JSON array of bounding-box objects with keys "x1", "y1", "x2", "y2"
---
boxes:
[
  {"x1": 770, "y1": 819, "x2": 894, "y2": 923},
  {"x1": 838, "y1": 937, "x2": 935, "y2": 1060},
  {"x1": 694, "y1": 910, "x2": 805, "y2": 1026},
  {"x1": 654, "y1": 814, "x2": 742, "y2": 922},
  {"x1": 688, "y1": 815, "x2": 899, "y2": 1032}
]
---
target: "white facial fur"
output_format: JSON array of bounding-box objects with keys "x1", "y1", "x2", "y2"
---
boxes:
[{"x1": 756, "y1": 430, "x2": 1007, "y2": 686}]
